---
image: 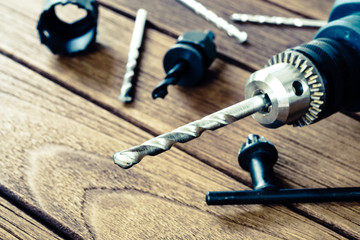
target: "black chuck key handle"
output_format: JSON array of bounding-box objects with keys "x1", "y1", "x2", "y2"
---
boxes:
[{"x1": 206, "y1": 134, "x2": 360, "y2": 205}]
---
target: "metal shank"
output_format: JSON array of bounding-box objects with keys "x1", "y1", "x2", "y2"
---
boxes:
[
  {"x1": 119, "y1": 9, "x2": 147, "y2": 103},
  {"x1": 231, "y1": 13, "x2": 326, "y2": 27},
  {"x1": 113, "y1": 95, "x2": 268, "y2": 169},
  {"x1": 176, "y1": 0, "x2": 247, "y2": 43}
]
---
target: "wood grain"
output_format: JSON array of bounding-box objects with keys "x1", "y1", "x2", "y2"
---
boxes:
[
  {"x1": 98, "y1": 0, "x2": 327, "y2": 69},
  {"x1": 0, "y1": 55, "x2": 347, "y2": 239},
  {"x1": 267, "y1": 0, "x2": 333, "y2": 19},
  {"x1": 0, "y1": 0, "x2": 359, "y2": 239},
  {"x1": 0, "y1": 196, "x2": 61, "y2": 240},
  {"x1": 1, "y1": 1, "x2": 360, "y2": 237}
]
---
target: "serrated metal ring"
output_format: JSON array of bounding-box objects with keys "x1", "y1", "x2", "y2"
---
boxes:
[{"x1": 266, "y1": 51, "x2": 326, "y2": 126}]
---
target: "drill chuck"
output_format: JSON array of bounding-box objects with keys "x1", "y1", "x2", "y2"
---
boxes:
[
  {"x1": 245, "y1": 52, "x2": 317, "y2": 128},
  {"x1": 245, "y1": 38, "x2": 360, "y2": 128},
  {"x1": 244, "y1": 0, "x2": 360, "y2": 128}
]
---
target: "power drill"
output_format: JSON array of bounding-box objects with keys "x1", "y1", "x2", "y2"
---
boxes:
[
  {"x1": 245, "y1": 0, "x2": 360, "y2": 128},
  {"x1": 113, "y1": 0, "x2": 360, "y2": 169}
]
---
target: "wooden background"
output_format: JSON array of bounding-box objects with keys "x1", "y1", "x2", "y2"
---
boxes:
[{"x1": 1, "y1": 0, "x2": 359, "y2": 239}]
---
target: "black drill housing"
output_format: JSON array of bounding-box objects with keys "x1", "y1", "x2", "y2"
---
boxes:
[{"x1": 293, "y1": 0, "x2": 360, "y2": 120}]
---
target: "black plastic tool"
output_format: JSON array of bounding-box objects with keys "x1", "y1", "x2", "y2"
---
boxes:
[
  {"x1": 206, "y1": 187, "x2": 360, "y2": 205},
  {"x1": 152, "y1": 30, "x2": 216, "y2": 99},
  {"x1": 238, "y1": 134, "x2": 278, "y2": 191},
  {"x1": 37, "y1": 0, "x2": 98, "y2": 55},
  {"x1": 206, "y1": 134, "x2": 360, "y2": 205}
]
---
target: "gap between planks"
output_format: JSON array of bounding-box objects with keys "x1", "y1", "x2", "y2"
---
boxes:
[
  {"x1": 288, "y1": 205, "x2": 358, "y2": 240},
  {"x1": 0, "y1": 184, "x2": 83, "y2": 240},
  {"x1": 0, "y1": 1, "x2": 358, "y2": 238},
  {"x1": 262, "y1": 0, "x2": 329, "y2": 20},
  {"x1": 97, "y1": 0, "x2": 258, "y2": 74},
  {"x1": 0, "y1": 48, "x2": 251, "y2": 186},
  {"x1": 1, "y1": 52, "x2": 352, "y2": 240},
  {"x1": 0, "y1": 43, "x2": 357, "y2": 240}
]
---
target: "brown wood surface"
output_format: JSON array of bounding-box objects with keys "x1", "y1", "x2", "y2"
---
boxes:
[
  {"x1": 1, "y1": 0, "x2": 359, "y2": 239},
  {"x1": 1, "y1": 55, "x2": 347, "y2": 239},
  {"x1": 267, "y1": 0, "x2": 333, "y2": 19},
  {"x1": 0, "y1": 196, "x2": 62, "y2": 240},
  {"x1": 99, "y1": 0, "x2": 322, "y2": 70}
]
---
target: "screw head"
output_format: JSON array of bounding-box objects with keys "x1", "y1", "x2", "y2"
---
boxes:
[{"x1": 238, "y1": 134, "x2": 278, "y2": 171}]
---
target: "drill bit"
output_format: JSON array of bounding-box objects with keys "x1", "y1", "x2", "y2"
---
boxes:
[
  {"x1": 231, "y1": 13, "x2": 326, "y2": 28},
  {"x1": 113, "y1": 94, "x2": 269, "y2": 169},
  {"x1": 152, "y1": 61, "x2": 187, "y2": 99},
  {"x1": 152, "y1": 30, "x2": 216, "y2": 99},
  {"x1": 118, "y1": 9, "x2": 147, "y2": 103},
  {"x1": 176, "y1": 0, "x2": 247, "y2": 43}
]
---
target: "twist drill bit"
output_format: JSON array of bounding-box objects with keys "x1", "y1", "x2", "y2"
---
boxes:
[
  {"x1": 231, "y1": 13, "x2": 326, "y2": 28},
  {"x1": 113, "y1": 94, "x2": 269, "y2": 169},
  {"x1": 176, "y1": 0, "x2": 247, "y2": 43},
  {"x1": 152, "y1": 30, "x2": 216, "y2": 99},
  {"x1": 118, "y1": 9, "x2": 147, "y2": 103},
  {"x1": 152, "y1": 61, "x2": 186, "y2": 99}
]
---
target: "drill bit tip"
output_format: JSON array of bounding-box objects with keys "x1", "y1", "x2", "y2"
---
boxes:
[
  {"x1": 118, "y1": 78, "x2": 134, "y2": 103},
  {"x1": 113, "y1": 152, "x2": 136, "y2": 169},
  {"x1": 152, "y1": 87, "x2": 168, "y2": 99},
  {"x1": 152, "y1": 77, "x2": 174, "y2": 99},
  {"x1": 152, "y1": 62, "x2": 185, "y2": 99},
  {"x1": 118, "y1": 94, "x2": 132, "y2": 103}
]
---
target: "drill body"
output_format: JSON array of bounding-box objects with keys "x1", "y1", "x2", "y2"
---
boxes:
[{"x1": 245, "y1": 0, "x2": 360, "y2": 128}]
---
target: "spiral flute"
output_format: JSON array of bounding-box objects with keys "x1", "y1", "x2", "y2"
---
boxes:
[
  {"x1": 176, "y1": 0, "x2": 247, "y2": 43},
  {"x1": 231, "y1": 13, "x2": 326, "y2": 28},
  {"x1": 113, "y1": 95, "x2": 268, "y2": 169},
  {"x1": 118, "y1": 9, "x2": 147, "y2": 103}
]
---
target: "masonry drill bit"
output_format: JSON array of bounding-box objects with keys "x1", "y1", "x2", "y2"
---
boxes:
[
  {"x1": 176, "y1": 0, "x2": 247, "y2": 43},
  {"x1": 231, "y1": 13, "x2": 326, "y2": 28},
  {"x1": 113, "y1": 94, "x2": 268, "y2": 169},
  {"x1": 118, "y1": 9, "x2": 147, "y2": 103}
]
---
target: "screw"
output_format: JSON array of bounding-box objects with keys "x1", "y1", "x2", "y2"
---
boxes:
[
  {"x1": 152, "y1": 30, "x2": 217, "y2": 99},
  {"x1": 118, "y1": 9, "x2": 147, "y2": 103},
  {"x1": 176, "y1": 0, "x2": 247, "y2": 43}
]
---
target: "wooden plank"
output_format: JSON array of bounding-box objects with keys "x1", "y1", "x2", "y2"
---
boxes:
[
  {"x1": 0, "y1": 196, "x2": 62, "y2": 240},
  {"x1": 1, "y1": 1, "x2": 359, "y2": 238},
  {"x1": 98, "y1": 0, "x2": 326, "y2": 69},
  {"x1": 0, "y1": 55, "x2": 347, "y2": 239},
  {"x1": 267, "y1": 0, "x2": 333, "y2": 20}
]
